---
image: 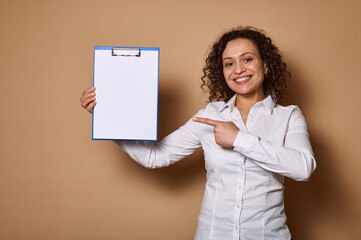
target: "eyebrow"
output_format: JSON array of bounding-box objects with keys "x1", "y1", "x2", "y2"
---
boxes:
[{"x1": 222, "y1": 52, "x2": 256, "y2": 61}]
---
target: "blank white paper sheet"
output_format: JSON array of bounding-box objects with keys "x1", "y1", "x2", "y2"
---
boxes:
[{"x1": 92, "y1": 46, "x2": 159, "y2": 141}]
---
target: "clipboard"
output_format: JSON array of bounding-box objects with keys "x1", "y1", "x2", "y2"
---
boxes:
[{"x1": 92, "y1": 46, "x2": 159, "y2": 141}]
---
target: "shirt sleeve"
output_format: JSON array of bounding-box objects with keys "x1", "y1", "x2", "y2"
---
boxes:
[
  {"x1": 233, "y1": 107, "x2": 316, "y2": 181},
  {"x1": 114, "y1": 112, "x2": 203, "y2": 168}
]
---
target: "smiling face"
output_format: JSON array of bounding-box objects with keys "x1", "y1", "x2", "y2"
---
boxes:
[{"x1": 222, "y1": 38, "x2": 267, "y2": 101}]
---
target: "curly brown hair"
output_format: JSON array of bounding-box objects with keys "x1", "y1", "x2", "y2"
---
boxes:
[{"x1": 201, "y1": 26, "x2": 290, "y2": 104}]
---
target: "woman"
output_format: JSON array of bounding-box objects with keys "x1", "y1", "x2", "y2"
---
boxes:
[{"x1": 81, "y1": 26, "x2": 316, "y2": 240}]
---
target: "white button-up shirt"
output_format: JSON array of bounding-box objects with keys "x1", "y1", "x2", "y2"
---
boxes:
[{"x1": 115, "y1": 95, "x2": 316, "y2": 240}]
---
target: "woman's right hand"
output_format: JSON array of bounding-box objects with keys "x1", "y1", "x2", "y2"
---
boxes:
[{"x1": 80, "y1": 86, "x2": 96, "y2": 113}]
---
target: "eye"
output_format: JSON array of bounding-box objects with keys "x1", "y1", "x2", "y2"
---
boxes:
[
  {"x1": 224, "y1": 62, "x2": 233, "y2": 67},
  {"x1": 244, "y1": 57, "x2": 253, "y2": 63}
]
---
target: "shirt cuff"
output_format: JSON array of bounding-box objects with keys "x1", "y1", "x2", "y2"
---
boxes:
[{"x1": 233, "y1": 130, "x2": 258, "y2": 153}]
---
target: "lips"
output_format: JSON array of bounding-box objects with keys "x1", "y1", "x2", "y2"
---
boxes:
[{"x1": 235, "y1": 75, "x2": 251, "y2": 83}]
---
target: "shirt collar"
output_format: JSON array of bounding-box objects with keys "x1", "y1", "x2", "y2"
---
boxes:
[
  {"x1": 219, "y1": 95, "x2": 276, "y2": 113},
  {"x1": 219, "y1": 95, "x2": 237, "y2": 112}
]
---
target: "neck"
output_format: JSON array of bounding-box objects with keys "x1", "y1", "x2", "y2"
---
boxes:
[{"x1": 235, "y1": 91, "x2": 265, "y2": 113}]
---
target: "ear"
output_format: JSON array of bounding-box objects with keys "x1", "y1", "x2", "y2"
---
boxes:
[{"x1": 263, "y1": 62, "x2": 268, "y2": 75}]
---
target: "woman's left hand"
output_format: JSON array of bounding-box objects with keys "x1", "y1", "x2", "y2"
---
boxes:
[{"x1": 192, "y1": 117, "x2": 239, "y2": 148}]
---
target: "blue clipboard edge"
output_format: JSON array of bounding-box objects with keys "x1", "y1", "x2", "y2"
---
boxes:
[{"x1": 91, "y1": 46, "x2": 160, "y2": 142}]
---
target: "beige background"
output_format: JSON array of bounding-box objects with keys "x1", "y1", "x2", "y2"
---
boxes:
[{"x1": 1, "y1": 0, "x2": 360, "y2": 239}]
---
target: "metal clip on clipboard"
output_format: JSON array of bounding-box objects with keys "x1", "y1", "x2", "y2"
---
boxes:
[{"x1": 112, "y1": 48, "x2": 141, "y2": 57}]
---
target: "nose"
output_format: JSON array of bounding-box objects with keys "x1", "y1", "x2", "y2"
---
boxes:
[{"x1": 235, "y1": 61, "x2": 245, "y2": 74}]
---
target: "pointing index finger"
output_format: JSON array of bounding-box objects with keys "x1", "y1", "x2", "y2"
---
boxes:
[{"x1": 192, "y1": 117, "x2": 220, "y2": 126}]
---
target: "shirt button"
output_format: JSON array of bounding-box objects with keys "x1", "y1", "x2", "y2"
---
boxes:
[
  {"x1": 235, "y1": 225, "x2": 239, "y2": 230},
  {"x1": 237, "y1": 204, "x2": 240, "y2": 208},
  {"x1": 240, "y1": 166, "x2": 243, "y2": 170}
]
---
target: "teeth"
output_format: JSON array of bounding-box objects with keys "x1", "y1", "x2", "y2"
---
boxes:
[{"x1": 235, "y1": 76, "x2": 251, "y2": 82}]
